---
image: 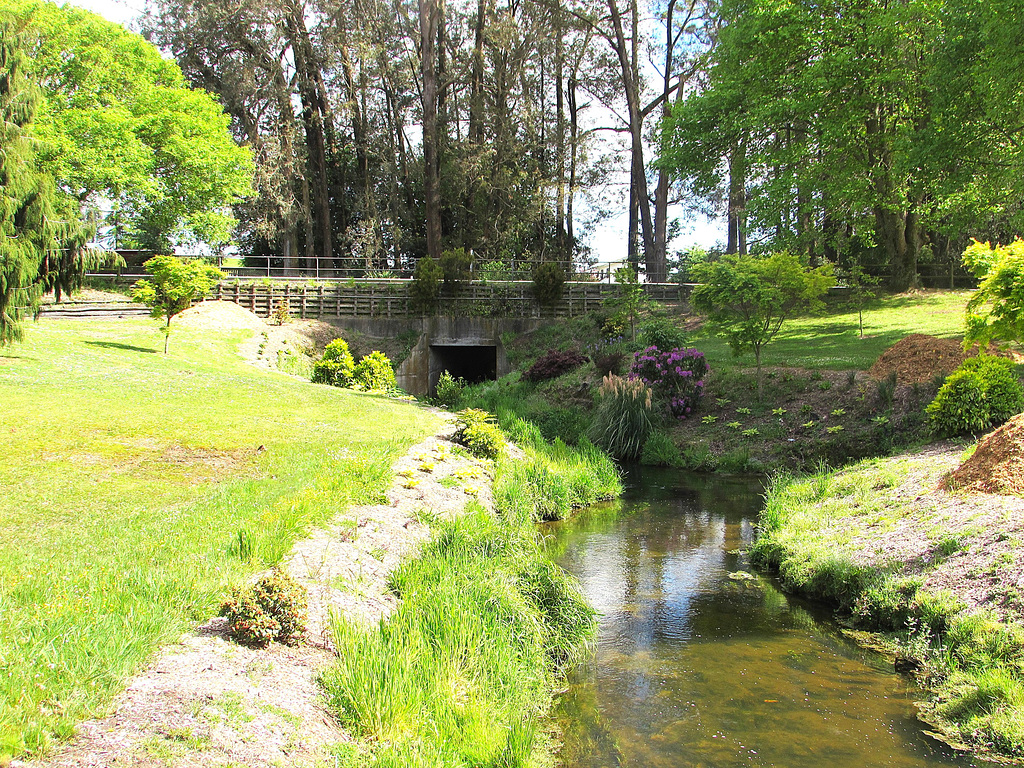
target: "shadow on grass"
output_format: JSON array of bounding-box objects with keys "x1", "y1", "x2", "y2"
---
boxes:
[{"x1": 84, "y1": 341, "x2": 158, "y2": 354}]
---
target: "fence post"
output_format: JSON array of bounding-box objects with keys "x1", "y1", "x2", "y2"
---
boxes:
[
  {"x1": 249, "y1": 283, "x2": 256, "y2": 313},
  {"x1": 318, "y1": 284, "x2": 324, "y2": 318},
  {"x1": 301, "y1": 286, "x2": 307, "y2": 319}
]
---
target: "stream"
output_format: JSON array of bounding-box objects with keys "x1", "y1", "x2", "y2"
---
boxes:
[{"x1": 544, "y1": 467, "x2": 977, "y2": 768}]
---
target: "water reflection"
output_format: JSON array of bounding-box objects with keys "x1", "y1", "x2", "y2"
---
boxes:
[{"x1": 546, "y1": 468, "x2": 975, "y2": 768}]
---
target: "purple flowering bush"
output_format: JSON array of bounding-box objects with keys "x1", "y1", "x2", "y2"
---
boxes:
[{"x1": 629, "y1": 346, "x2": 709, "y2": 419}]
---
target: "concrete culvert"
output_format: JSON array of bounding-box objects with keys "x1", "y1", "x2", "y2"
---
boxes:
[{"x1": 429, "y1": 345, "x2": 497, "y2": 393}]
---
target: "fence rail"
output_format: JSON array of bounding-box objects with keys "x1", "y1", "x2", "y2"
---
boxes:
[{"x1": 207, "y1": 279, "x2": 687, "y2": 320}]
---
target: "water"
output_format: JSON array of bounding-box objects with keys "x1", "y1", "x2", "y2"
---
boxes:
[{"x1": 545, "y1": 467, "x2": 976, "y2": 768}]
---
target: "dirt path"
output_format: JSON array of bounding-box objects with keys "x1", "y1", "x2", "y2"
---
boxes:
[{"x1": 19, "y1": 427, "x2": 492, "y2": 768}]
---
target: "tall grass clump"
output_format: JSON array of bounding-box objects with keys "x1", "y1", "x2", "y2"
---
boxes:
[
  {"x1": 494, "y1": 414, "x2": 621, "y2": 522},
  {"x1": 587, "y1": 374, "x2": 654, "y2": 461},
  {"x1": 319, "y1": 503, "x2": 596, "y2": 767}
]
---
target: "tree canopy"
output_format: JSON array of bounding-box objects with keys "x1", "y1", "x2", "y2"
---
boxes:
[
  {"x1": 0, "y1": 16, "x2": 78, "y2": 345},
  {"x1": 10, "y1": 0, "x2": 254, "y2": 252},
  {"x1": 662, "y1": 0, "x2": 1024, "y2": 290},
  {"x1": 130, "y1": 256, "x2": 224, "y2": 353},
  {"x1": 691, "y1": 252, "x2": 835, "y2": 388}
]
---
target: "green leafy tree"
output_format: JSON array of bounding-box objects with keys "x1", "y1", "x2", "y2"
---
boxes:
[
  {"x1": 962, "y1": 239, "x2": 1024, "y2": 349},
  {"x1": 12, "y1": 0, "x2": 253, "y2": 252},
  {"x1": 607, "y1": 267, "x2": 651, "y2": 342},
  {"x1": 131, "y1": 255, "x2": 223, "y2": 353},
  {"x1": 691, "y1": 252, "x2": 835, "y2": 391}
]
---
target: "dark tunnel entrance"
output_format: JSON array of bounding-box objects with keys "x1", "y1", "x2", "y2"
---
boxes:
[{"x1": 429, "y1": 345, "x2": 497, "y2": 393}]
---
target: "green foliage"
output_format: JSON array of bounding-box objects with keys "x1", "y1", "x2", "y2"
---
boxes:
[
  {"x1": 494, "y1": 416, "x2": 622, "y2": 521},
  {"x1": 439, "y1": 247, "x2": 472, "y2": 289},
  {"x1": 271, "y1": 299, "x2": 290, "y2": 326},
  {"x1": 0, "y1": 20, "x2": 45, "y2": 346},
  {"x1": 11, "y1": 0, "x2": 252, "y2": 251},
  {"x1": 638, "y1": 315, "x2": 687, "y2": 350},
  {"x1": 640, "y1": 431, "x2": 683, "y2": 467},
  {"x1": 320, "y1": 503, "x2": 595, "y2": 765},
  {"x1": 220, "y1": 568, "x2": 308, "y2": 647},
  {"x1": 411, "y1": 256, "x2": 442, "y2": 314},
  {"x1": 311, "y1": 338, "x2": 356, "y2": 387},
  {"x1": 352, "y1": 350, "x2": 396, "y2": 391},
  {"x1": 453, "y1": 408, "x2": 505, "y2": 459},
  {"x1": 606, "y1": 267, "x2": 651, "y2": 341},
  {"x1": 926, "y1": 355, "x2": 1024, "y2": 436},
  {"x1": 691, "y1": 252, "x2": 835, "y2": 386},
  {"x1": 963, "y1": 240, "x2": 1024, "y2": 348},
  {"x1": 434, "y1": 370, "x2": 466, "y2": 410},
  {"x1": 531, "y1": 261, "x2": 566, "y2": 307},
  {"x1": 587, "y1": 374, "x2": 655, "y2": 461},
  {"x1": 130, "y1": 255, "x2": 223, "y2": 353}
]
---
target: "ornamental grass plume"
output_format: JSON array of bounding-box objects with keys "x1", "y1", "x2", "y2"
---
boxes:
[{"x1": 587, "y1": 374, "x2": 654, "y2": 460}]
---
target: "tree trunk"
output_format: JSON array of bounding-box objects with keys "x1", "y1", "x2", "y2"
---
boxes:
[
  {"x1": 726, "y1": 144, "x2": 746, "y2": 254},
  {"x1": 420, "y1": 0, "x2": 442, "y2": 260},
  {"x1": 286, "y1": 4, "x2": 333, "y2": 268},
  {"x1": 608, "y1": 0, "x2": 656, "y2": 275}
]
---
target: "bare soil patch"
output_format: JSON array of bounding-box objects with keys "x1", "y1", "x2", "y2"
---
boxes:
[
  {"x1": 810, "y1": 442, "x2": 1024, "y2": 624},
  {"x1": 20, "y1": 422, "x2": 489, "y2": 768},
  {"x1": 867, "y1": 334, "x2": 972, "y2": 384},
  {"x1": 942, "y1": 414, "x2": 1024, "y2": 496}
]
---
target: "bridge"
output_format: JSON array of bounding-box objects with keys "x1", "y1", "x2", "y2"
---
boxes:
[{"x1": 210, "y1": 278, "x2": 691, "y2": 395}]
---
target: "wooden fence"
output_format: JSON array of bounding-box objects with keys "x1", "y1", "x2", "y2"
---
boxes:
[{"x1": 208, "y1": 280, "x2": 688, "y2": 320}]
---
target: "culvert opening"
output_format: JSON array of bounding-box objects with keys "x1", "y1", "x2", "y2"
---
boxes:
[{"x1": 430, "y1": 345, "x2": 497, "y2": 393}]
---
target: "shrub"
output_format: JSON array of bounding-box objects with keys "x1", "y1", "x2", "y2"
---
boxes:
[
  {"x1": 411, "y1": 256, "x2": 442, "y2": 313},
  {"x1": 311, "y1": 338, "x2": 355, "y2": 387},
  {"x1": 453, "y1": 408, "x2": 505, "y2": 459},
  {"x1": 220, "y1": 568, "x2": 308, "y2": 647},
  {"x1": 959, "y1": 355, "x2": 1024, "y2": 423},
  {"x1": 353, "y1": 351, "x2": 396, "y2": 391},
  {"x1": 531, "y1": 262, "x2": 566, "y2": 307},
  {"x1": 271, "y1": 298, "x2": 291, "y2": 326},
  {"x1": 601, "y1": 313, "x2": 628, "y2": 340},
  {"x1": 434, "y1": 370, "x2": 466, "y2": 409},
  {"x1": 440, "y1": 247, "x2": 472, "y2": 289},
  {"x1": 640, "y1": 431, "x2": 683, "y2": 467},
  {"x1": 629, "y1": 346, "x2": 708, "y2": 419},
  {"x1": 523, "y1": 348, "x2": 588, "y2": 383},
  {"x1": 587, "y1": 374, "x2": 654, "y2": 460},
  {"x1": 927, "y1": 355, "x2": 1024, "y2": 436},
  {"x1": 638, "y1": 316, "x2": 687, "y2": 350}
]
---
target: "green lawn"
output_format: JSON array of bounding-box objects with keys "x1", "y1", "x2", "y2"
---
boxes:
[
  {"x1": 0, "y1": 319, "x2": 439, "y2": 760},
  {"x1": 690, "y1": 289, "x2": 975, "y2": 371}
]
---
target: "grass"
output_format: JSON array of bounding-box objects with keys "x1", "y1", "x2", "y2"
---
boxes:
[
  {"x1": 752, "y1": 458, "x2": 1024, "y2": 760},
  {"x1": 690, "y1": 289, "x2": 974, "y2": 371},
  {"x1": 495, "y1": 415, "x2": 623, "y2": 521},
  {"x1": 319, "y1": 456, "x2": 602, "y2": 766},
  {"x1": 0, "y1": 318, "x2": 439, "y2": 760}
]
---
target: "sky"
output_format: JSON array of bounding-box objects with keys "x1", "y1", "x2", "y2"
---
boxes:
[{"x1": 61, "y1": 0, "x2": 727, "y2": 267}]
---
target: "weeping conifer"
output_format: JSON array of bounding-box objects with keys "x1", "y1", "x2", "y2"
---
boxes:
[{"x1": 0, "y1": 19, "x2": 50, "y2": 345}]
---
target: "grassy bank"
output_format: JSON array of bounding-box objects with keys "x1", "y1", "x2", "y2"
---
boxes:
[
  {"x1": 753, "y1": 453, "x2": 1024, "y2": 759},
  {"x1": 0, "y1": 319, "x2": 439, "y2": 760},
  {"x1": 319, "y1": 431, "x2": 617, "y2": 767},
  {"x1": 461, "y1": 290, "x2": 972, "y2": 472}
]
